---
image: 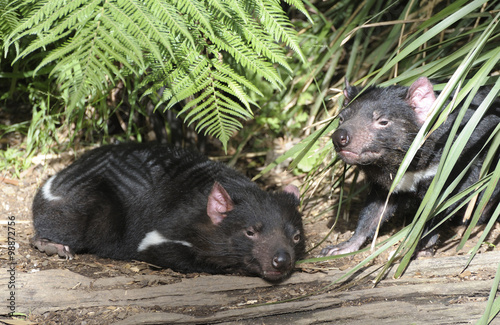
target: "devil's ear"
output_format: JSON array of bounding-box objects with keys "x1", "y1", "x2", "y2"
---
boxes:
[
  {"x1": 282, "y1": 184, "x2": 300, "y2": 207},
  {"x1": 206, "y1": 182, "x2": 234, "y2": 225},
  {"x1": 406, "y1": 77, "x2": 436, "y2": 125},
  {"x1": 343, "y1": 79, "x2": 360, "y2": 106}
]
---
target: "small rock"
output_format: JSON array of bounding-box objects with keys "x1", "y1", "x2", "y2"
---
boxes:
[{"x1": 2, "y1": 186, "x2": 15, "y2": 195}]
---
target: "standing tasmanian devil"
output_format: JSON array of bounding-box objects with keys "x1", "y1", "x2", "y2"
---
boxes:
[
  {"x1": 32, "y1": 143, "x2": 305, "y2": 282},
  {"x1": 320, "y1": 77, "x2": 500, "y2": 256}
]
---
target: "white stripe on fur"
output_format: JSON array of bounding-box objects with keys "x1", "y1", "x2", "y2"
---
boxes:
[
  {"x1": 394, "y1": 164, "x2": 439, "y2": 193},
  {"x1": 41, "y1": 175, "x2": 62, "y2": 201},
  {"x1": 137, "y1": 230, "x2": 192, "y2": 252}
]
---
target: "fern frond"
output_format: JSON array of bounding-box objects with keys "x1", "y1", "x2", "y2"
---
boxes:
[
  {"x1": 208, "y1": 26, "x2": 284, "y2": 88},
  {"x1": 211, "y1": 61, "x2": 262, "y2": 95},
  {"x1": 211, "y1": 60, "x2": 261, "y2": 111},
  {"x1": 15, "y1": 0, "x2": 100, "y2": 42},
  {"x1": 162, "y1": 55, "x2": 212, "y2": 108},
  {"x1": 172, "y1": 0, "x2": 214, "y2": 37},
  {"x1": 167, "y1": 74, "x2": 212, "y2": 109},
  {"x1": 144, "y1": 0, "x2": 196, "y2": 48},
  {"x1": 6, "y1": 0, "x2": 307, "y2": 147},
  {"x1": 215, "y1": 91, "x2": 253, "y2": 119},
  {"x1": 211, "y1": 76, "x2": 253, "y2": 113},
  {"x1": 56, "y1": 54, "x2": 110, "y2": 115},
  {"x1": 36, "y1": 31, "x2": 96, "y2": 74},
  {"x1": 106, "y1": 1, "x2": 172, "y2": 65},
  {"x1": 178, "y1": 89, "x2": 214, "y2": 116},
  {"x1": 254, "y1": 0, "x2": 306, "y2": 63},
  {"x1": 225, "y1": 0, "x2": 249, "y2": 23},
  {"x1": 174, "y1": 64, "x2": 254, "y2": 150},
  {"x1": 206, "y1": 0, "x2": 232, "y2": 19},
  {"x1": 195, "y1": 104, "x2": 241, "y2": 142},
  {"x1": 238, "y1": 17, "x2": 293, "y2": 71},
  {"x1": 8, "y1": 0, "x2": 88, "y2": 39},
  {"x1": 99, "y1": 13, "x2": 146, "y2": 70},
  {"x1": 282, "y1": 0, "x2": 312, "y2": 23},
  {"x1": 218, "y1": 10, "x2": 292, "y2": 72},
  {"x1": 183, "y1": 96, "x2": 216, "y2": 122},
  {"x1": 195, "y1": 109, "x2": 219, "y2": 132},
  {"x1": 0, "y1": 0, "x2": 22, "y2": 41},
  {"x1": 15, "y1": 29, "x2": 73, "y2": 65},
  {"x1": 204, "y1": 114, "x2": 242, "y2": 136},
  {"x1": 94, "y1": 29, "x2": 140, "y2": 73}
]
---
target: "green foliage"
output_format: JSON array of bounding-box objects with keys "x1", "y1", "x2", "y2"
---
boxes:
[
  {"x1": 0, "y1": 146, "x2": 29, "y2": 177},
  {"x1": 3, "y1": 0, "x2": 309, "y2": 150},
  {"x1": 2, "y1": 1, "x2": 500, "y2": 320},
  {"x1": 281, "y1": 0, "x2": 500, "y2": 321}
]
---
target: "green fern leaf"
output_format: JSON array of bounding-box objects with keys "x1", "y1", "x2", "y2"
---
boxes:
[
  {"x1": 15, "y1": 29, "x2": 73, "y2": 65},
  {"x1": 8, "y1": 0, "x2": 88, "y2": 39},
  {"x1": 178, "y1": 89, "x2": 213, "y2": 116},
  {"x1": 6, "y1": 0, "x2": 308, "y2": 148},
  {"x1": 282, "y1": 0, "x2": 312, "y2": 23},
  {"x1": 217, "y1": 10, "x2": 292, "y2": 73},
  {"x1": 224, "y1": 0, "x2": 249, "y2": 23},
  {"x1": 239, "y1": 17, "x2": 293, "y2": 71},
  {"x1": 0, "y1": 0, "x2": 21, "y2": 38},
  {"x1": 210, "y1": 77, "x2": 253, "y2": 114},
  {"x1": 107, "y1": 1, "x2": 172, "y2": 65},
  {"x1": 208, "y1": 27, "x2": 284, "y2": 88},
  {"x1": 25, "y1": 0, "x2": 101, "y2": 39},
  {"x1": 94, "y1": 29, "x2": 141, "y2": 73},
  {"x1": 183, "y1": 96, "x2": 216, "y2": 122},
  {"x1": 206, "y1": 0, "x2": 232, "y2": 19},
  {"x1": 172, "y1": 0, "x2": 214, "y2": 37},
  {"x1": 144, "y1": 0, "x2": 196, "y2": 48},
  {"x1": 254, "y1": 0, "x2": 306, "y2": 63},
  {"x1": 163, "y1": 56, "x2": 211, "y2": 108},
  {"x1": 99, "y1": 13, "x2": 146, "y2": 69},
  {"x1": 211, "y1": 60, "x2": 263, "y2": 96},
  {"x1": 36, "y1": 30, "x2": 96, "y2": 75}
]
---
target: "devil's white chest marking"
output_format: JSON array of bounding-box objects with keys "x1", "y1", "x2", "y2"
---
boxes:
[
  {"x1": 394, "y1": 165, "x2": 438, "y2": 193},
  {"x1": 137, "y1": 230, "x2": 193, "y2": 252}
]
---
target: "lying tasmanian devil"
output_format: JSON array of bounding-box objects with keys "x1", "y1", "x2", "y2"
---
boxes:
[
  {"x1": 32, "y1": 143, "x2": 305, "y2": 282},
  {"x1": 320, "y1": 77, "x2": 500, "y2": 256}
]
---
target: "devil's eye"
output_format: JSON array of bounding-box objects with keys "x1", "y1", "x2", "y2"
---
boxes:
[
  {"x1": 245, "y1": 227, "x2": 256, "y2": 238},
  {"x1": 293, "y1": 231, "x2": 301, "y2": 243},
  {"x1": 375, "y1": 117, "x2": 390, "y2": 127}
]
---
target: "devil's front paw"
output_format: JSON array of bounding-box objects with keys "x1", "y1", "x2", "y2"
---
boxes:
[{"x1": 31, "y1": 236, "x2": 75, "y2": 260}]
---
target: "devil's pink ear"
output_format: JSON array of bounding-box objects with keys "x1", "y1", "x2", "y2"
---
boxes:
[
  {"x1": 406, "y1": 77, "x2": 436, "y2": 125},
  {"x1": 282, "y1": 184, "x2": 301, "y2": 208},
  {"x1": 206, "y1": 182, "x2": 234, "y2": 225},
  {"x1": 282, "y1": 184, "x2": 300, "y2": 200}
]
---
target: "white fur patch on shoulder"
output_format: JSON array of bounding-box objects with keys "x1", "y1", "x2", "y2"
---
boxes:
[
  {"x1": 394, "y1": 164, "x2": 438, "y2": 193},
  {"x1": 41, "y1": 175, "x2": 62, "y2": 201},
  {"x1": 137, "y1": 230, "x2": 193, "y2": 252}
]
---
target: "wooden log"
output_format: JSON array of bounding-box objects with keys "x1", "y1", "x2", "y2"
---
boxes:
[{"x1": 2, "y1": 251, "x2": 499, "y2": 324}]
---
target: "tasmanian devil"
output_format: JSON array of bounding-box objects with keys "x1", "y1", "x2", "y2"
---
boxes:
[
  {"x1": 320, "y1": 77, "x2": 500, "y2": 256},
  {"x1": 32, "y1": 143, "x2": 305, "y2": 282}
]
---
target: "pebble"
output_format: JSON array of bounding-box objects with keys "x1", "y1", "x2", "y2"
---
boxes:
[{"x1": 1, "y1": 186, "x2": 15, "y2": 195}]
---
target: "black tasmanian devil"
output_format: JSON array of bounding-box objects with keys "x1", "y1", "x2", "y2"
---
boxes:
[
  {"x1": 320, "y1": 77, "x2": 500, "y2": 256},
  {"x1": 32, "y1": 143, "x2": 305, "y2": 282}
]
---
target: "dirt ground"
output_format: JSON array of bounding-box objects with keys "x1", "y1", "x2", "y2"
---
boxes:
[{"x1": 1, "y1": 148, "x2": 500, "y2": 324}]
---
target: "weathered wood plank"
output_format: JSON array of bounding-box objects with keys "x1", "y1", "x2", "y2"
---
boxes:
[
  {"x1": 2, "y1": 251, "x2": 499, "y2": 324},
  {"x1": 111, "y1": 277, "x2": 492, "y2": 324}
]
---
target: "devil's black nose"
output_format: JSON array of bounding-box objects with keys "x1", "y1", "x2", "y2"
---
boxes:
[
  {"x1": 272, "y1": 250, "x2": 291, "y2": 271},
  {"x1": 332, "y1": 129, "x2": 350, "y2": 149}
]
